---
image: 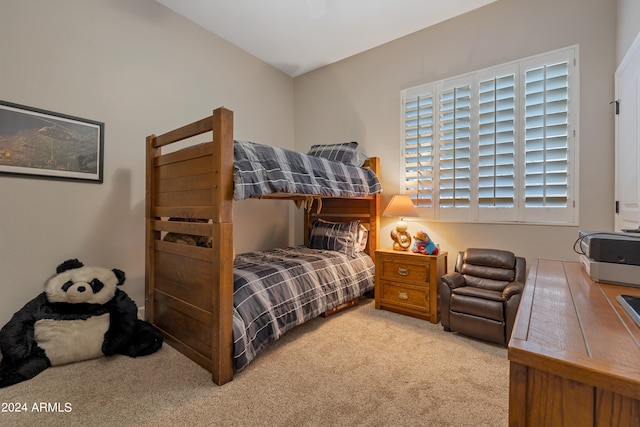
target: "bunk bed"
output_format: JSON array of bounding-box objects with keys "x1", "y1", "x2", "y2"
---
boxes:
[{"x1": 146, "y1": 107, "x2": 382, "y2": 385}]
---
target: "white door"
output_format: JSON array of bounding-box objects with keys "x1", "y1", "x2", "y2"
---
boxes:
[{"x1": 615, "y1": 32, "x2": 640, "y2": 231}]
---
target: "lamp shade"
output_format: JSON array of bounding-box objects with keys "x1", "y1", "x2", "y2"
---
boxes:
[{"x1": 382, "y1": 195, "x2": 418, "y2": 218}]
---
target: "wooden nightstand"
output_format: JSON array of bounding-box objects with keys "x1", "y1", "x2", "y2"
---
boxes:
[{"x1": 374, "y1": 248, "x2": 448, "y2": 323}]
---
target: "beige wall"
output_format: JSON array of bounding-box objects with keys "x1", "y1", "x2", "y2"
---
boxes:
[
  {"x1": 294, "y1": 0, "x2": 617, "y2": 272},
  {"x1": 0, "y1": 0, "x2": 294, "y2": 325},
  {"x1": 617, "y1": 0, "x2": 640, "y2": 64}
]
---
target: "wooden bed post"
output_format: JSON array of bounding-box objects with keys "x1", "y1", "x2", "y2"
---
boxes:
[
  {"x1": 145, "y1": 134, "x2": 159, "y2": 325},
  {"x1": 211, "y1": 107, "x2": 234, "y2": 385}
]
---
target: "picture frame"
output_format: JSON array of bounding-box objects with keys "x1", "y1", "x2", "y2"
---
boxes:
[{"x1": 0, "y1": 100, "x2": 104, "y2": 183}]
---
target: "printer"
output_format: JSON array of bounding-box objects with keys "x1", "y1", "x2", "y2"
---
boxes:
[{"x1": 578, "y1": 230, "x2": 640, "y2": 287}]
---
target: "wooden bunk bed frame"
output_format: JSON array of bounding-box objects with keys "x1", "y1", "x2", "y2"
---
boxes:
[{"x1": 146, "y1": 107, "x2": 380, "y2": 385}]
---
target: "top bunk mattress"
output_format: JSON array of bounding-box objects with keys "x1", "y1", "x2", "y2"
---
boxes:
[{"x1": 233, "y1": 140, "x2": 382, "y2": 200}]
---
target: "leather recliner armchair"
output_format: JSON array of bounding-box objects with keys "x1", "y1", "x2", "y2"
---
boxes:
[{"x1": 440, "y1": 248, "x2": 526, "y2": 346}]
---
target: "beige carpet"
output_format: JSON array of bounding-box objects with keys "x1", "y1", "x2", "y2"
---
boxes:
[{"x1": 0, "y1": 299, "x2": 508, "y2": 426}]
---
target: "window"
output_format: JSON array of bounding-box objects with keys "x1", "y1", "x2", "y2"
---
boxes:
[{"x1": 402, "y1": 46, "x2": 578, "y2": 224}]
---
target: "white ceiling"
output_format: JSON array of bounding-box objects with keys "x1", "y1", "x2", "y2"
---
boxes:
[{"x1": 155, "y1": 0, "x2": 496, "y2": 77}]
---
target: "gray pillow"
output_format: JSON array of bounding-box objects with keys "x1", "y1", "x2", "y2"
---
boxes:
[{"x1": 307, "y1": 219, "x2": 360, "y2": 257}]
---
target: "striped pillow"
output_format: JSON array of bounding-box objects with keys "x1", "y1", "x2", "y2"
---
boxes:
[
  {"x1": 307, "y1": 142, "x2": 358, "y2": 165},
  {"x1": 308, "y1": 219, "x2": 361, "y2": 257}
]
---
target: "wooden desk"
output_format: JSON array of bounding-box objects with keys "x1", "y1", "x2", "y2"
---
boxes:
[{"x1": 508, "y1": 258, "x2": 640, "y2": 426}]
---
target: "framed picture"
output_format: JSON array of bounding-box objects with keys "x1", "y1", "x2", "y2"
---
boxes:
[{"x1": 0, "y1": 100, "x2": 104, "y2": 183}]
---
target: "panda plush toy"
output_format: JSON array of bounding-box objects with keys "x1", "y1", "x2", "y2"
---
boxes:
[{"x1": 0, "y1": 259, "x2": 163, "y2": 388}]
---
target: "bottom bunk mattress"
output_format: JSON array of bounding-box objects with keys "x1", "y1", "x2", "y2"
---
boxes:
[{"x1": 232, "y1": 246, "x2": 375, "y2": 372}]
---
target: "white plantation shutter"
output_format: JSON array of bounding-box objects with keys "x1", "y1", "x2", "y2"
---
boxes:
[
  {"x1": 478, "y1": 74, "x2": 515, "y2": 207},
  {"x1": 521, "y1": 49, "x2": 575, "y2": 223},
  {"x1": 477, "y1": 67, "x2": 518, "y2": 222},
  {"x1": 439, "y1": 83, "x2": 472, "y2": 212},
  {"x1": 524, "y1": 65, "x2": 569, "y2": 204},
  {"x1": 401, "y1": 46, "x2": 577, "y2": 224},
  {"x1": 403, "y1": 86, "x2": 435, "y2": 208}
]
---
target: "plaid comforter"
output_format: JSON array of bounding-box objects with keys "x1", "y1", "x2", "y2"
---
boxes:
[
  {"x1": 232, "y1": 246, "x2": 375, "y2": 371},
  {"x1": 233, "y1": 140, "x2": 382, "y2": 200}
]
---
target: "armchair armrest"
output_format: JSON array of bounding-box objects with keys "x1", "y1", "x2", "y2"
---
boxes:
[
  {"x1": 502, "y1": 281, "x2": 524, "y2": 300},
  {"x1": 442, "y1": 272, "x2": 466, "y2": 290},
  {"x1": 503, "y1": 281, "x2": 525, "y2": 344},
  {"x1": 441, "y1": 272, "x2": 465, "y2": 332}
]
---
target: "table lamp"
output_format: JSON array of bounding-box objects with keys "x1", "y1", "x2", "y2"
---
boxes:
[{"x1": 383, "y1": 194, "x2": 418, "y2": 251}]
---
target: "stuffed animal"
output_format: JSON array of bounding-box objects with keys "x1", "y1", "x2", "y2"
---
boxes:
[
  {"x1": 411, "y1": 231, "x2": 439, "y2": 255},
  {"x1": 0, "y1": 259, "x2": 162, "y2": 388}
]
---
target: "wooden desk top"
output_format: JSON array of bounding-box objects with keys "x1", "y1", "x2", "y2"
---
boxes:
[{"x1": 508, "y1": 258, "x2": 640, "y2": 400}]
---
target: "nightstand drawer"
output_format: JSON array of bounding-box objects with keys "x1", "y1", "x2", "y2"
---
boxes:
[
  {"x1": 379, "y1": 258, "x2": 429, "y2": 283},
  {"x1": 380, "y1": 280, "x2": 428, "y2": 310}
]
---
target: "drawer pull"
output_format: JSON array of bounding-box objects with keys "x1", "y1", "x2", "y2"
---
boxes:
[
  {"x1": 398, "y1": 292, "x2": 409, "y2": 300},
  {"x1": 398, "y1": 267, "x2": 409, "y2": 276}
]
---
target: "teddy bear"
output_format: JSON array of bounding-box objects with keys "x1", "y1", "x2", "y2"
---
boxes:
[
  {"x1": 411, "y1": 230, "x2": 439, "y2": 255},
  {"x1": 0, "y1": 259, "x2": 163, "y2": 388}
]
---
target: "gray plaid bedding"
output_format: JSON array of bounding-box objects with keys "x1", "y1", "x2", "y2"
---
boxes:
[
  {"x1": 232, "y1": 246, "x2": 375, "y2": 372},
  {"x1": 233, "y1": 140, "x2": 382, "y2": 200}
]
